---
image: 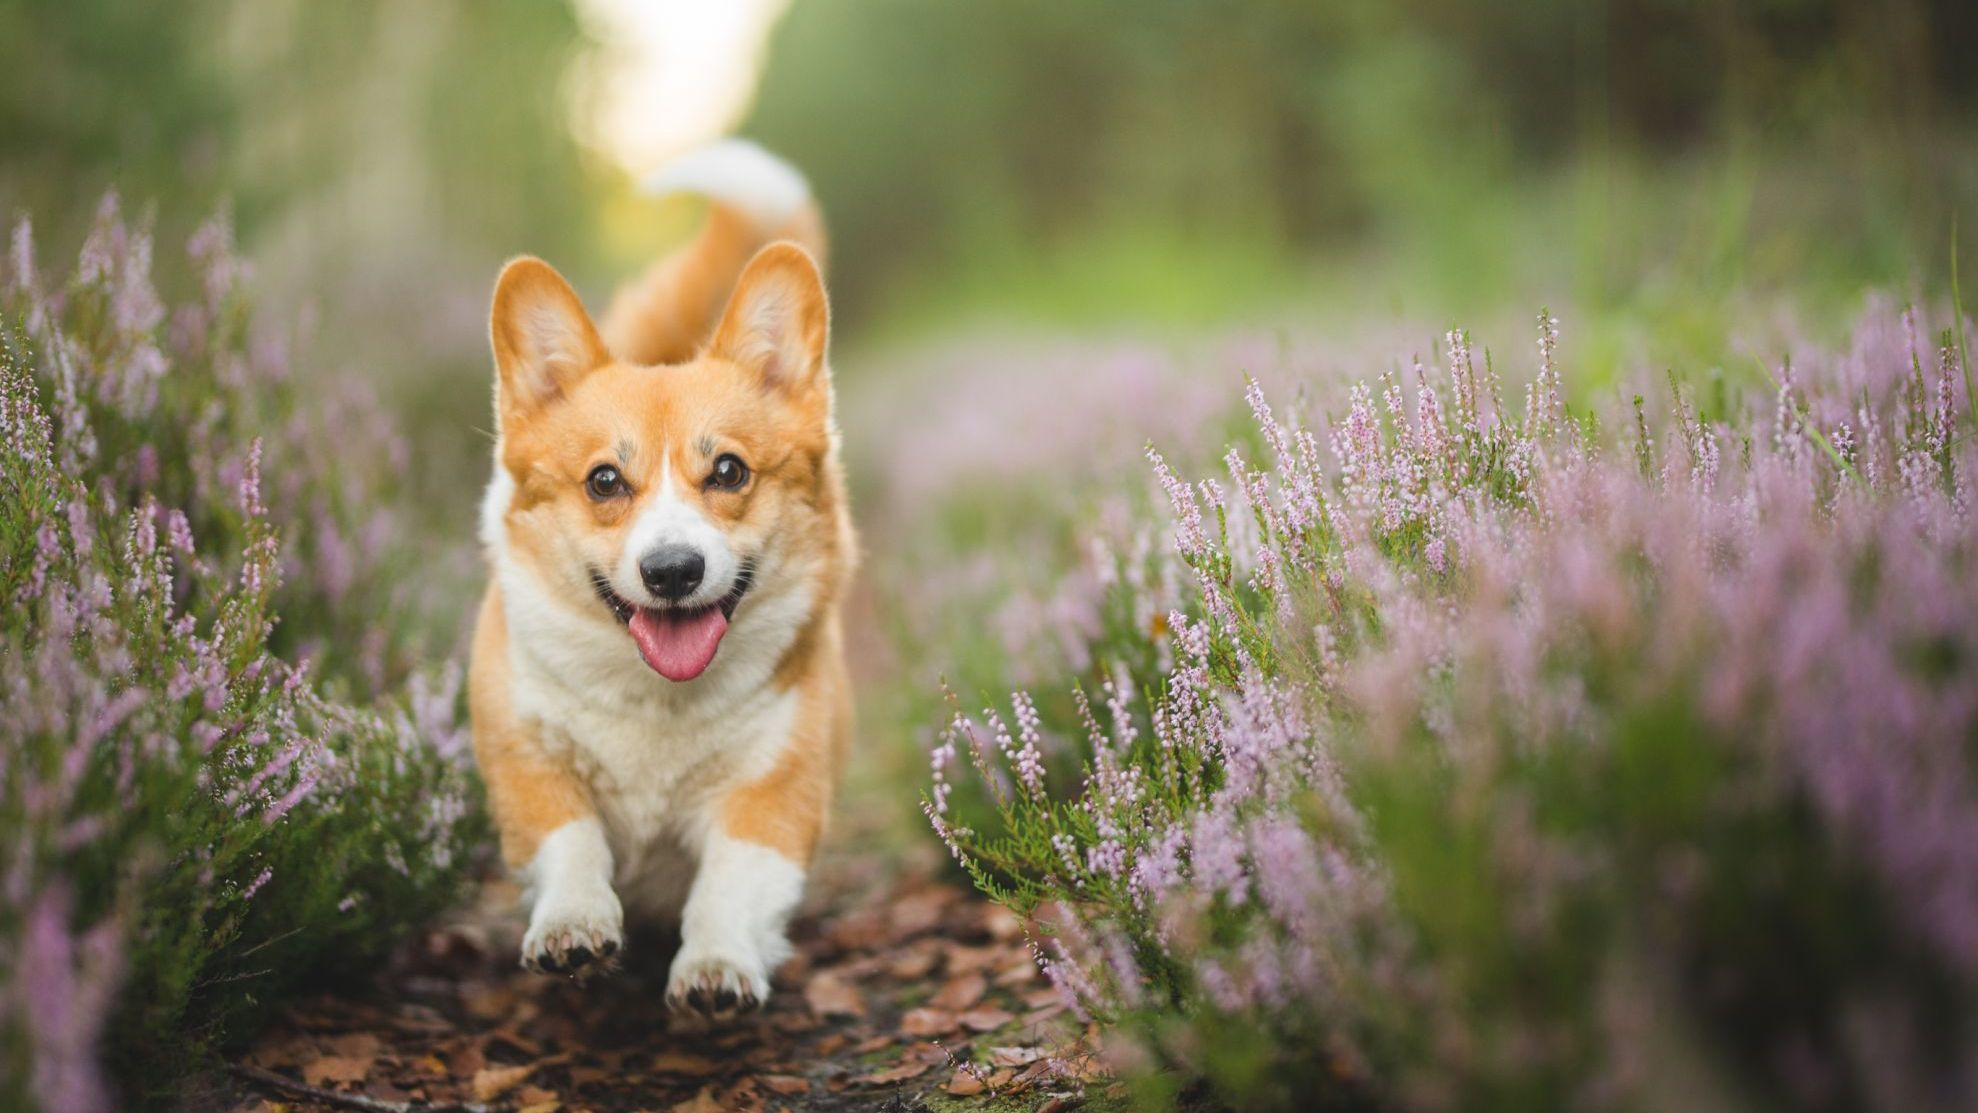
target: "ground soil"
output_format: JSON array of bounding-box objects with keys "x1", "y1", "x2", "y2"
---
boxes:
[{"x1": 217, "y1": 829, "x2": 1099, "y2": 1113}]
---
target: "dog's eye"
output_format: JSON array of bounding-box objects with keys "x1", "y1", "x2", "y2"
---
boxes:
[
  {"x1": 708, "y1": 454, "x2": 749, "y2": 490},
  {"x1": 585, "y1": 464, "x2": 627, "y2": 500}
]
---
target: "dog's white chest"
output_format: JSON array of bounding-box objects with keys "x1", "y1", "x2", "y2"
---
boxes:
[{"x1": 513, "y1": 664, "x2": 798, "y2": 916}]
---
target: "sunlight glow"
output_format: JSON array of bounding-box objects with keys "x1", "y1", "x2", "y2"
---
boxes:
[{"x1": 569, "y1": 0, "x2": 791, "y2": 175}]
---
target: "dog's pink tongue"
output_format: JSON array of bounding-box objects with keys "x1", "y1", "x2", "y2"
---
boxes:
[{"x1": 627, "y1": 606, "x2": 729, "y2": 681}]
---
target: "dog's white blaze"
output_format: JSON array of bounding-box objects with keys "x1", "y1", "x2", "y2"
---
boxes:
[{"x1": 614, "y1": 451, "x2": 742, "y2": 610}]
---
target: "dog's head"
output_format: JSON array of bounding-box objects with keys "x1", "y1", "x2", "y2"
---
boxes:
[{"x1": 487, "y1": 244, "x2": 839, "y2": 682}]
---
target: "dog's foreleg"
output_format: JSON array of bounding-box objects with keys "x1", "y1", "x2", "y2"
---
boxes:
[
  {"x1": 664, "y1": 828, "x2": 808, "y2": 1018},
  {"x1": 666, "y1": 732, "x2": 830, "y2": 1019},
  {"x1": 520, "y1": 814, "x2": 623, "y2": 976},
  {"x1": 472, "y1": 593, "x2": 624, "y2": 976}
]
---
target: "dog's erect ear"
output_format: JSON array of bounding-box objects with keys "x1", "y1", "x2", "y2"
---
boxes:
[
  {"x1": 706, "y1": 242, "x2": 830, "y2": 404},
  {"x1": 490, "y1": 257, "x2": 609, "y2": 426}
]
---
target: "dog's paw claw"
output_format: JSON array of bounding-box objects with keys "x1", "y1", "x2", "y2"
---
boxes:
[
  {"x1": 522, "y1": 889, "x2": 623, "y2": 979},
  {"x1": 666, "y1": 952, "x2": 767, "y2": 1021}
]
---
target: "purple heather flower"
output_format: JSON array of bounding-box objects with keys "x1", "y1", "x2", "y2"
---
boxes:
[
  {"x1": 19, "y1": 885, "x2": 119, "y2": 1113},
  {"x1": 1007, "y1": 691, "x2": 1048, "y2": 798},
  {"x1": 240, "y1": 866, "x2": 273, "y2": 902}
]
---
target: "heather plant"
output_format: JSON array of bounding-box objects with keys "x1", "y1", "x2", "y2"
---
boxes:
[
  {"x1": 924, "y1": 306, "x2": 1978, "y2": 1110},
  {"x1": 0, "y1": 200, "x2": 479, "y2": 1110}
]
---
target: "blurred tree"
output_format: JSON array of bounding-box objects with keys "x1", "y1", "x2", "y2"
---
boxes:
[
  {"x1": 1, "y1": 0, "x2": 605, "y2": 515},
  {"x1": 0, "y1": 0, "x2": 234, "y2": 255},
  {"x1": 746, "y1": 0, "x2": 1978, "y2": 326},
  {"x1": 0, "y1": 0, "x2": 598, "y2": 321}
]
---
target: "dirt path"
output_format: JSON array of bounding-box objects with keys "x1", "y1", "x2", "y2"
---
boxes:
[{"x1": 221, "y1": 828, "x2": 1097, "y2": 1113}]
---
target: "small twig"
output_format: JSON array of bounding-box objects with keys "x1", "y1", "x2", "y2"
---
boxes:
[
  {"x1": 931, "y1": 1038, "x2": 999, "y2": 1098},
  {"x1": 227, "y1": 1063, "x2": 503, "y2": 1113},
  {"x1": 193, "y1": 965, "x2": 275, "y2": 990}
]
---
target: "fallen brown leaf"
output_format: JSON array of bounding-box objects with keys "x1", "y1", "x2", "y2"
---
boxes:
[
  {"x1": 759, "y1": 1074, "x2": 811, "y2": 1096},
  {"x1": 488, "y1": 1026, "x2": 543, "y2": 1058},
  {"x1": 823, "y1": 910, "x2": 888, "y2": 951},
  {"x1": 670, "y1": 1084, "x2": 724, "y2": 1113},
  {"x1": 1064, "y1": 1049, "x2": 1112, "y2": 1082},
  {"x1": 900, "y1": 1007, "x2": 959, "y2": 1038},
  {"x1": 989, "y1": 1045, "x2": 1048, "y2": 1067},
  {"x1": 960, "y1": 1006, "x2": 1017, "y2": 1032},
  {"x1": 947, "y1": 1067, "x2": 987, "y2": 1096},
  {"x1": 945, "y1": 945, "x2": 1006, "y2": 974},
  {"x1": 854, "y1": 1059, "x2": 935, "y2": 1086},
  {"x1": 887, "y1": 946, "x2": 940, "y2": 980},
  {"x1": 722, "y1": 1080, "x2": 767, "y2": 1113},
  {"x1": 568, "y1": 1064, "x2": 613, "y2": 1086},
  {"x1": 389, "y1": 1005, "x2": 455, "y2": 1034},
  {"x1": 889, "y1": 889, "x2": 950, "y2": 939},
  {"x1": 651, "y1": 1049, "x2": 721, "y2": 1076},
  {"x1": 246, "y1": 1036, "x2": 310, "y2": 1070},
  {"x1": 462, "y1": 985, "x2": 515, "y2": 1021},
  {"x1": 1006, "y1": 1059, "x2": 1056, "y2": 1091},
  {"x1": 1023, "y1": 1003, "x2": 1070, "y2": 1027},
  {"x1": 471, "y1": 1062, "x2": 536, "y2": 1101},
  {"x1": 804, "y1": 971, "x2": 866, "y2": 1018},
  {"x1": 981, "y1": 903, "x2": 1024, "y2": 941},
  {"x1": 444, "y1": 1040, "x2": 486, "y2": 1079},
  {"x1": 906, "y1": 1040, "x2": 952, "y2": 1064},
  {"x1": 323, "y1": 1033, "x2": 381, "y2": 1061},
  {"x1": 301, "y1": 1055, "x2": 373, "y2": 1087},
  {"x1": 930, "y1": 972, "x2": 987, "y2": 1012},
  {"x1": 995, "y1": 957, "x2": 1040, "y2": 985},
  {"x1": 770, "y1": 1011, "x2": 821, "y2": 1034}
]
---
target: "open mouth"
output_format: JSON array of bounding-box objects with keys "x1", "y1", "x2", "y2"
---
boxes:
[{"x1": 590, "y1": 560, "x2": 755, "y2": 682}]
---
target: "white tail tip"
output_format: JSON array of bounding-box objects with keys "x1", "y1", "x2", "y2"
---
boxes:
[{"x1": 640, "y1": 139, "x2": 811, "y2": 230}]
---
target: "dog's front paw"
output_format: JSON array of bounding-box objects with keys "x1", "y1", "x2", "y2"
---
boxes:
[
  {"x1": 665, "y1": 941, "x2": 769, "y2": 1021},
  {"x1": 522, "y1": 885, "x2": 623, "y2": 977}
]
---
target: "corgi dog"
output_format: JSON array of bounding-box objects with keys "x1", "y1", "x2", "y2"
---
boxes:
[{"x1": 469, "y1": 141, "x2": 854, "y2": 1019}]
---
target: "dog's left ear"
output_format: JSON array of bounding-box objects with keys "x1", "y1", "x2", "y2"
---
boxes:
[
  {"x1": 707, "y1": 242, "x2": 830, "y2": 406},
  {"x1": 490, "y1": 257, "x2": 609, "y2": 430}
]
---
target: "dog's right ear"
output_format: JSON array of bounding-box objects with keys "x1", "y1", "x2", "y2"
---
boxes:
[{"x1": 490, "y1": 257, "x2": 608, "y2": 428}]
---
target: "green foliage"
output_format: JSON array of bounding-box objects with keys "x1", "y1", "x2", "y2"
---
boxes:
[
  {"x1": 910, "y1": 307, "x2": 1978, "y2": 1109},
  {"x1": 0, "y1": 204, "x2": 482, "y2": 1110},
  {"x1": 750, "y1": 0, "x2": 1978, "y2": 362}
]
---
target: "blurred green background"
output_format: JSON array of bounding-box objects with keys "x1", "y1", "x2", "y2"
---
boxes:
[{"x1": 5, "y1": 0, "x2": 1975, "y2": 455}]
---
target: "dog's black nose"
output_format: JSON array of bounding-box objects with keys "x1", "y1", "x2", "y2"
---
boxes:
[{"x1": 639, "y1": 546, "x2": 705, "y2": 601}]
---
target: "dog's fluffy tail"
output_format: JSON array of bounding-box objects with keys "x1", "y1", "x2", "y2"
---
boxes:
[{"x1": 600, "y1": 139, "x2": 826, "y2": 366}]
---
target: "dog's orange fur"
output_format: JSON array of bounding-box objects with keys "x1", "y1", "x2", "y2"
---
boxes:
[
  {"x1": 722, "y1": 637, "x2": 852, "y2": 861},
  {"x1": 600, "y1": 203, "x2": 827, "y2": 367},
  {"x1": 471, "y1": 191, "x2": 852, "y2": 898},
  {"x1": 469, "y1": 587, "x2": 594, "y2": 865}
]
